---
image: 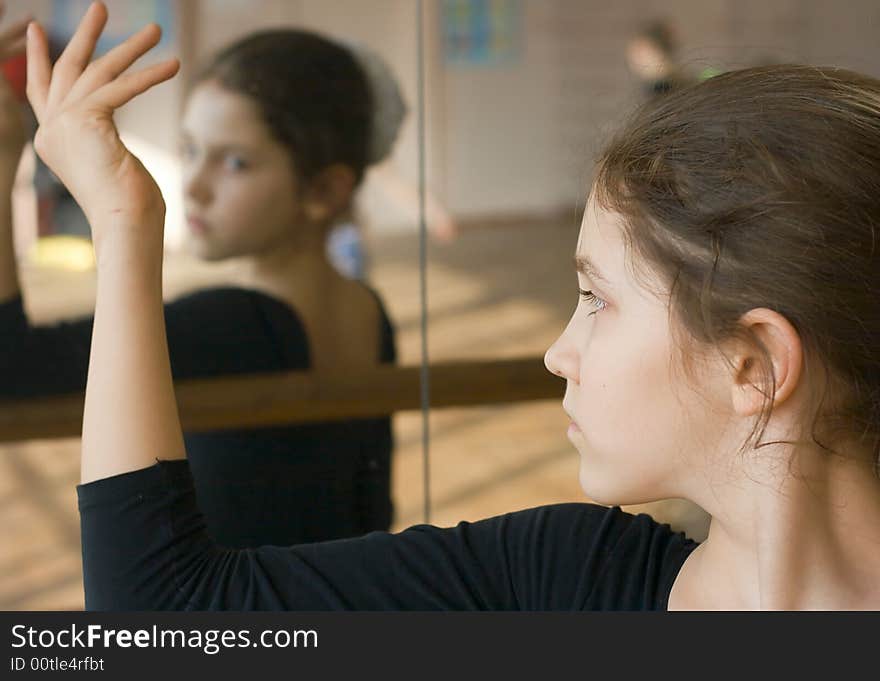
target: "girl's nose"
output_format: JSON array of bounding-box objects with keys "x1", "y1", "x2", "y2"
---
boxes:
[
  {"x1": 183, "y1": 164, "x2": 212, "y2": 204},
  {"x1": 544, "y1": 333, "x2": 579, "y2": 384}
]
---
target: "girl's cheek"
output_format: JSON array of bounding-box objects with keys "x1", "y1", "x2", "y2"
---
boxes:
[
  {"x1": 217, "y1": 183, "x2": 252, "y2": 213},
  {"x1": 578, "y1": 327, "x2": 618, "y2": 396}
]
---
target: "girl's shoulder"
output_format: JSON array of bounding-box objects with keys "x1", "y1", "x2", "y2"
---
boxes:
[
  {"x1": 164, "y1": 286, "x2": 311, "y2": 372},
  {"x1": 167, "y1": 285, "x2": 307, "y2": 332},
  {"x1": 501, "y1": 501, "x2": 701, "y2": 548},
  {"x1": 166, "y1": 283, "x2": 396, "y2": 368},
  {"x1": 352, "y1": 281, "x2": 396, "y2": 361},
  {"x1": 311, "y1": 278, "x2": 396, "y2": 364},
  {"x1": 490, "y1": 502, "x2": 700, "y2": 609}
]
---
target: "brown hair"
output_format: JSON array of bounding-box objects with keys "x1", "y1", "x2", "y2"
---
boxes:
[
  {"x1": 195, "y1": 30, "x2": 372, "y2": 184},
  {"x1": 594, "y1": 64, "x2": 880, "y2": 469}
]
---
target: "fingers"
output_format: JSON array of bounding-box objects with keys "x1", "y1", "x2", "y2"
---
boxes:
[
  {"x1": 46, "y1": 1, "x2": 108, "y2": 108},
  {"x1": 66, "y1": 23, "x2": 162, "y2": 105},
  {"x1": 25, "y1": 22, "x2": 51, "y2": 119},
  {"x1": 91, "y1": 57, "x2": 179, "y2": 111},
  {"x1": 28, "y1": 1, "x2": 179, "y2": 122}
]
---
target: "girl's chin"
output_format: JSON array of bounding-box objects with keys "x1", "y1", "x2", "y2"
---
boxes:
[
  {"x1": 185, "y1": 237, "x2": 223, "y2": 262},
  {"x1": 578, "y1": 470, "x2": 625, "y2": 506},
  {"x1": 576, "y1": 450, "x2": 630, "y2": 505}
]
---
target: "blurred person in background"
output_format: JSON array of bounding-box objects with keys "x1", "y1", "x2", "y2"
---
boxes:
[{"x1": 625, "y1": 19, "x2": 695, "y2": 98}]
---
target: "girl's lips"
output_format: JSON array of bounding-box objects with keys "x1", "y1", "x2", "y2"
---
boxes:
[
  {"x1": 564, "y1": 408, "x2": 582, "y2": 436},
  {"x1": 187, "y1": 216, "x2": 209, "y2": 234}
]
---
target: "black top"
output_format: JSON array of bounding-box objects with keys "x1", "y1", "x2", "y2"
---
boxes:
[
  {"x1": 77, "y1": 459, "x2": 699, "y2": 611},
  {"x1": 0, "y1": 287, "x2": 396, "y2": 546}
]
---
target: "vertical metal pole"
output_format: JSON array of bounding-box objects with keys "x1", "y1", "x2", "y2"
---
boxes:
[{"x1": 416, "y1": 0, "x2": 431, "y2": 524}]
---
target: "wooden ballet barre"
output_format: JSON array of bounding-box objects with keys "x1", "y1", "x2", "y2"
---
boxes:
[{"x1": 0, "y1": 356, "x2": 564, "y2": 442}]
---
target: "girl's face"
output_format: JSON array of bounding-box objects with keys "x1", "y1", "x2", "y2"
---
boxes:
[
  {"x1": 180, "y1": 80, "x2": 306, "y2": 261},
  {"x1": 544, "y1": 195, "x2": 734, "y2": 506}
]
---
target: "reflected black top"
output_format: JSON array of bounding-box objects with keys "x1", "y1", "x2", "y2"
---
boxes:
[
  {"x1": 0, "y1": 287, "x2": 396, "y2": 546},
  {"x1": 76, "y1": 460, "x2": 698, "y2": 611}
]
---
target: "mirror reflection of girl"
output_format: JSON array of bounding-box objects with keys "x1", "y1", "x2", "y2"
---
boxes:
[
  {"x1": 29, "y1": 4, "x2": 880, "y2": 610},
  {"x1": 1, "y1": 9, "x2": 400, "y2": 548}
]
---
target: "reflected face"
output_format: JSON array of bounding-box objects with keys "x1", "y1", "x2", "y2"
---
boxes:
[
  {"x1": 626, "y1": 37, "x2": 671, "y2": 82},
  {"x1": 180, "y1": 80, "x2": 305, "y2": 261},
  {"x1": 544, "y1": 195, "x2": 726, "y2": 505}
]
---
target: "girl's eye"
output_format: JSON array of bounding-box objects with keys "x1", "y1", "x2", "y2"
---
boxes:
[
  {"x1": 224, "y1": 155, "x2": 248, "y2": 171},
  {"x1": 579, "y1": 288, "x2": 607, "y2": 316},
  {"x1": 179, "y1": 141, "x2": 198, "y2": 161}
]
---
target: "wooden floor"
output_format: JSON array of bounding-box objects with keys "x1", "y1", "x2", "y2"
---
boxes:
[{"x1": 0, "y1": 217, "x2": 710, "y2": 610}]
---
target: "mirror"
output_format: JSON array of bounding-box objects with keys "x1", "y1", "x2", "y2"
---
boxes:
[{"x1": 1, "y1": 0, "x2": 424, "y2": 609}]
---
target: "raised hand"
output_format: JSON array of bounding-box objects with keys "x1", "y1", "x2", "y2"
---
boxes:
[
  {"x1": 25, "y1": 1, "x2": 179, "y2": 256},
  {"x1": 0, "y1": 2, "x2": 29, "y2": 166}
]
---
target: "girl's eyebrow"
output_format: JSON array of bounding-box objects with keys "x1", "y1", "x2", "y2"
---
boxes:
[
  {"x1": 574, "y1": 255, "x2": 612, "y2": 287},
  {"x1": 178, "y1": 128, "x2": 255, "y2": 152},
  {"x1": 178, "y1": 135, "x2": 253, "y2": 155}
]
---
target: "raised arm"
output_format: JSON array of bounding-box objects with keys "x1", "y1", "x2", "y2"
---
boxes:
[
  {"x1": 26, "y1": 2, "x2": 184, "y2": 483},
  {"x1": 0, "y1": 6, "x2": 28, "y2": 304}
]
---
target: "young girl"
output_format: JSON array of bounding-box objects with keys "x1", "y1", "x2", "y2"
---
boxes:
[
  {"x1": 2, "y1": 9, "x2": 399, "y2": 547},
  {"x1": 29, "y1": 4, "x2": 880, "y2": 610}
]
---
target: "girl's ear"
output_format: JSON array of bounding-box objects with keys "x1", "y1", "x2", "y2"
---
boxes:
[
  {"x1": 729, "y1": 307, "x2": 804, "y2": 417},
  {"x1": 302, "y1": 164, "x2": 357, "y2": 224}
]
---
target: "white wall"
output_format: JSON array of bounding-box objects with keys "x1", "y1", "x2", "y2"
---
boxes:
[{"x1": 433, "y1": 0, "x2": 880, "y2": 221}]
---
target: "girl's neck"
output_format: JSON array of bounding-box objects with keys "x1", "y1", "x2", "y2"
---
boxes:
[
  {"x1": 671, "y1": 445, "x2": 880, "y2": 610},
  {"x1": 229, "y1": 224, "x2": 380, "y2": 376},
  {"x1": 236, "y1": 228, "x2": 342, "y2": 299}
]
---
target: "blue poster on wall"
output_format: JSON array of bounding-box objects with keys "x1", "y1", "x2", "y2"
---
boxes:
[
  {"x1": 442, "y1": 0, "x2": 522, "y2": 67},
  {"x1": 49, "y1": 0, "x2": 175, "y2": 55}
]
